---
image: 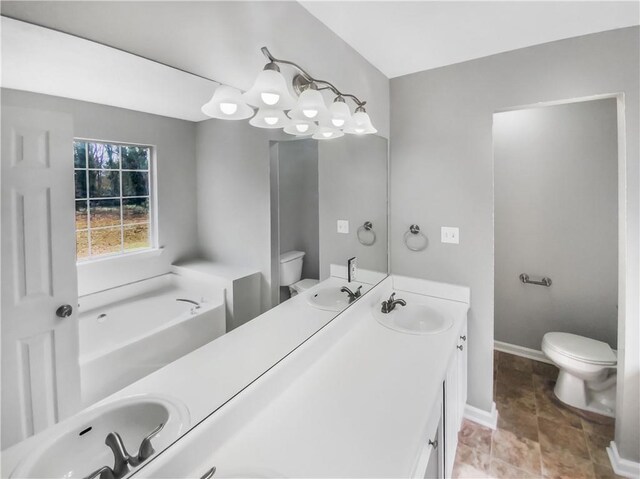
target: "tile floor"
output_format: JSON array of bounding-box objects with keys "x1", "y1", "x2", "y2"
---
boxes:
[{"x1": 452, "y1": 350, "x2": 621, "y2": 479}]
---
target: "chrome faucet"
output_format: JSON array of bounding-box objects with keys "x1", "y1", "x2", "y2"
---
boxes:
[
  {"x1": 105, "y1": 432, "x2": 131, "y2": 479},
  {"x1": 128, "y1": 423, "x2": 164, "y2": 466},
  {"x1": 381, "y1": 292, "x2": 407, "y2": 314},
  {"x1": 83, "y1": 423, "x2": 165, "y2": 479},
  {"x1": 176, "y1": 298, "x2": 200, "y2": 309},
  {"x1": 176, "y1": 298, "x2": 201, "y2": 315},
  {"x1": 340, "y1": 285, "x2": 363, "y2": 302}
]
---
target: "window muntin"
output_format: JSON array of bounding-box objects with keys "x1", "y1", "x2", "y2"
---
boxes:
[{"x1": 74, "y1": 140, "x2": 153, "y2": 261}]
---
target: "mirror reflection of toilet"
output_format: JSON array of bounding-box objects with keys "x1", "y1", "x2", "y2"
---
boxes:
[
  {"x1": 542, "y1": 332, "x2": 617, "y2": 417},
  {"x1": 279, "y1": 251, "x2": 319, "y2": 298}
]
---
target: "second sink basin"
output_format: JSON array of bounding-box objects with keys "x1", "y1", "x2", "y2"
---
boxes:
[
  {"x1": 373, "y1": 301, "x2": 453, "y2": 335},
  {"x1": 10, "y1": 394, "x2": 190, "y2": 479},
  {"x1": 307, "y1": 285, "x2": 360, "y2": 312}
]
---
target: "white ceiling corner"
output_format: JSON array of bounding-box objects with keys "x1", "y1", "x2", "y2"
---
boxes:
[{"x1": 299, "y1": 1, "x2": 640, "y2": 78}]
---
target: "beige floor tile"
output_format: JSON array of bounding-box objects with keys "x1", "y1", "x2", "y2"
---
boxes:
[
  {"x1": 581, "y1": 418, "x2": 615, "y2": 441},
  {"x1": 499, "y1": 353, "x2": 534, "y2": 373},
  {"x1": 585, "y1": 433, "x2": 613, "y2": 467},
  {"x1": 490, "y1": 458, "x2": 540, "y2": 478},
  {"x1": 452, "y1": 462, "x2": 490, "y2": 478},
  {"x1": 540, "y1": 447, "x2": 596, "y2": 479},
  {"x1": 492, "y1": 428, "x2": 542, "y2": 475},
  {"x1": 538, "y1": 417, "x2": 590, "y2": 460},
  {"x1": 592, "y1": 462, "x2": 625, "y2": 479},
  {"x1": 498, "y1": 404, "x2": 539, "y2": 442},
  {"x1": 459, "y1": 419, "x2": 493, "y2": 456},
  {"x1": 454, "y1": 442, "x2": 491, "y2": 473}
]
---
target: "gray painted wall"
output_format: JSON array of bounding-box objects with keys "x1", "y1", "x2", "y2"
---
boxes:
[
  {"x1": 494, "y1": 99, "x2": 618, "y2": 350},
  {"x1": 390, "y1": 27, "x2": 639, "y2": 460},
  {"x1": 319, "y1": 135, "x2": 389, "y2": 280},
  {"x1": 277, "y1": 140, "x2": 320, "y2": 283},
  {"x1": 0, "y1": 1, "x2": 390, "y2": 139},
  {"x1": 195, "y1": 119, "x2": 274, "y2": 313},
  {"x1": 1, "y1": 88, "x2": 199, "y2": 296}
]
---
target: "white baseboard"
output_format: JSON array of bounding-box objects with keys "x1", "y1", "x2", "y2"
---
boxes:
[
  {"x1": 494, "y1": 340, "x2": 553, "y2": 364},
  {"x1": 464, "y1": 402, "x2": 498, "y2": 430},
  {"x1": 607, "y1": 441, "x2": 640, "y2": 478}
]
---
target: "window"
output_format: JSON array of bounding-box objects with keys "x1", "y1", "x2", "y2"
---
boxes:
[{"x1": 74, "y1": 140, "x2": 154, "y2": 261}]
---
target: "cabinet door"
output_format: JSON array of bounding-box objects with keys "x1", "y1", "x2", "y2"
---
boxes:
[
  {"x1": 424, "y1": 403, "x2": 444, "y2": 479},
  {"x1": 444, "y1": 355, "x2": 459, "y2": 478},
  {"x1": 457, "y1": 325, "x2": 468, "y2": 431}
]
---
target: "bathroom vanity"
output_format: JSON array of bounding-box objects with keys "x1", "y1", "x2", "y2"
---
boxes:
[{"x1": 134, "y1": 275, "x2": 469, "y2": 478}]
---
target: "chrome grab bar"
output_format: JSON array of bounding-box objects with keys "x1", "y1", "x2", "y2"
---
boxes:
[{"x1": 519, "y1": 273, "x2": 552, "y2": 287}]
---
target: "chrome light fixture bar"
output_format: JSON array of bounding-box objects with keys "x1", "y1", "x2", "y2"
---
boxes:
[{"x1": 202, "y1": 46, "x2": 376, "y2": 138}]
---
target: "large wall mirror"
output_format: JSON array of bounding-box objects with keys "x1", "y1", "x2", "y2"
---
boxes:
[{"x1": 0, "y1": 15, "x2": 388, "y2": 477}]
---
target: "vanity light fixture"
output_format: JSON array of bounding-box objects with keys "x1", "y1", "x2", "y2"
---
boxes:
[
  {"x1": 284, "y1": 119, "x2": 318, "y2": 137},
  {"x1": 201, "y1": 47, "x2": 376, "y2": 139},
  {"x1": 344, "y1": 106, "x2": 378, "y2": 135},
  {"x1": 288, "y1": 87, "x2": 329, "y2": 121},
  {"x1": 243, "y1": 62, "x2": 297, "y2": 110},
  {"x1": 249, "y1": 108, "x2": 290, "y2": 129},
  {"x1": 328, "y1": 96, "x2": 352, "y2": 128},
  {"x1": 312, "y1": 126, "x2": 344, "y2": 140},
  {"x1": 201, "y1": 85, "x2": 254, "y2": 120}
]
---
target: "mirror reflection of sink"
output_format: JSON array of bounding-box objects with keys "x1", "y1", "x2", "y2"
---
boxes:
[
  {"x1": 11, "y1": 395, "x2": 190, "y2": 479},
  {"x1": 307, "y1": 285, "x2": 361, "y2": 312},
  {"x1": 373, "y1": 301, "x2": 453, "y2": 335}
]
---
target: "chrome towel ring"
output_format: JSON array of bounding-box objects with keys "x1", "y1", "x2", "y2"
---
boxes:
[
  {"x1": 357, "y1": 221, "x2": 376, "y2": 246},
  {"x1": 404, "y1": 224, "x2": 428, "y2": 252}
]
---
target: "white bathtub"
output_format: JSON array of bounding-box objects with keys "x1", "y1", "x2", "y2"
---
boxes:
[{"x1": 78, "y1": 273, "x2": 225, "y2": 407}]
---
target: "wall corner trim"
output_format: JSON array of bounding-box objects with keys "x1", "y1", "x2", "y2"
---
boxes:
[
  {"x1": 494, "y1": 340, "x2": 554, "y2": 364},
  {"x1": 464, "y1": 402, "x2": 498, "y2": 430},
  {"x1": 607, "y1": 441, "x2": 640, "y2": 478}
]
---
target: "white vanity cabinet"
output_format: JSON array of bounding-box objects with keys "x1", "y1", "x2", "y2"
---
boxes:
[
  {"x1": 444, "y1": 320, "x2": 468, "y2": 478},
  {"x1": 414, "y1": 319, "x2": 468, "y2": 479}
]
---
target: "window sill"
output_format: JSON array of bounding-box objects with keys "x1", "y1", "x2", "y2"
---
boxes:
[{"x1": 76, "y1": 247, "x2": 164, "y2": 268}]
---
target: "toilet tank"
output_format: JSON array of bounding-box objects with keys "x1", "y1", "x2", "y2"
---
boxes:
[{"x1": 279, "y1": 251, "x2": 305, "y2": 286}]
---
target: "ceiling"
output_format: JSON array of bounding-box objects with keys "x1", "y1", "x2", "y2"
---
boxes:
[{"x1": 299, "y1": 1, "x2": 640, "y2": 78}]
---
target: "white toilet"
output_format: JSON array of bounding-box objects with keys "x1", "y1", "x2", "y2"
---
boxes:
[
  {"x1": 279, "y1": 251, "x2": 319, "y2": 297},
  {"x1": 542, "y1": 332, "x2": 617, "y2": 416}
]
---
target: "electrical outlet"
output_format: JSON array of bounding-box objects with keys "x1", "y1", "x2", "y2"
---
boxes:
[
  {"x1": 337, "y1": 220, "x2": 349, "y2": 234},
  {"x1": 441, "y1": 226, "x2": 459, "y2": 244},
  {"x1": 348, "y1": 257, "x2": 357, "y2": 282}
]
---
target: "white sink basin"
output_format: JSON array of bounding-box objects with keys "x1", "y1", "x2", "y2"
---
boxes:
[
  {"x1": 307, "y1": 285, "x2": 361, "y2": 312},
  {"x1": 373, "y1": 301, "x2": 453, "y2": 335},
  {"x1": 11, "y1": 395, "x2": 190, "y2": 479}
]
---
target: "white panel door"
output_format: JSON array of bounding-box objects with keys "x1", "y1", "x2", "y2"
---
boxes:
[{"x1": 1, "y1": 106, "x2": 80, "y2": 449}]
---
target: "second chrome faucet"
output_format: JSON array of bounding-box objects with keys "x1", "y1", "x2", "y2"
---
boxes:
[{"x1": 381, "y1": 292, "x2": 407, "y2": 313}]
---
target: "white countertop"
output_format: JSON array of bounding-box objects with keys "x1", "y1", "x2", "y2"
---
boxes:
[
  {"x1": 138, "y1": 276, "x2": 470, "y2": 478},
  {"x1": 2, "y1": 277, "x2": 372, "y2": 477}
]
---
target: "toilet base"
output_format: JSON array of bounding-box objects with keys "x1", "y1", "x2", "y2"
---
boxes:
[{"x1": 554, "y1": 370, "x2": 616, "y2": 417}]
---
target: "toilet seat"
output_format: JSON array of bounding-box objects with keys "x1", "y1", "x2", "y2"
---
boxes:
[
  {"x1": 542, "y1": 332, "x2": 616, "y2": 366},
  {"x1": 290, "y1": 278, "x2": 319, "y2": 293}
]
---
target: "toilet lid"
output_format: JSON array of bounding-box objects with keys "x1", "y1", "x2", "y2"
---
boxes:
[{"x1": 543, "y1": 332, "x2": 616, "y2": 365}]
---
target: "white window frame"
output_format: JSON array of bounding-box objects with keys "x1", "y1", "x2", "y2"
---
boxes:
[{"x1": 73, "y1": 138, "x2": 158, "y2": 263}]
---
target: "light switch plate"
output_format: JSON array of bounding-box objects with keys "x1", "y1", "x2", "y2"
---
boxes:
[
  {"x1": 441, "y1": 226, "x2": 459, "y2": 244},
  {"x1": 337, "y1": 220, "x2": 349, "y2": 234}
]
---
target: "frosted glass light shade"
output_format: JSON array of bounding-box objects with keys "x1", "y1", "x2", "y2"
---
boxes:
[
  {"x1": 312, "y1": 126, "x2": 344, "y2": 140},
  {"x1": 289, "y1": 89, "x2": 329, "y2": 121},
  {"x1": 344, "y1": 110, "x2": 377, "y2": 135},
  {"x1": 201, "y1": 85, "x2": 254, "y2": 120},
  {"x1": 284, "y1": 119, "x2": 317, "y2": 136},
  {"x1": 249, "y1": 109, "x2": 290, "y2": 129},
  {"x1": 329, "y1": 100, "x2": 352, "y2": 129},
  {"x1": 243, "y1": 69, "x2": 296, "y2": 110}
]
